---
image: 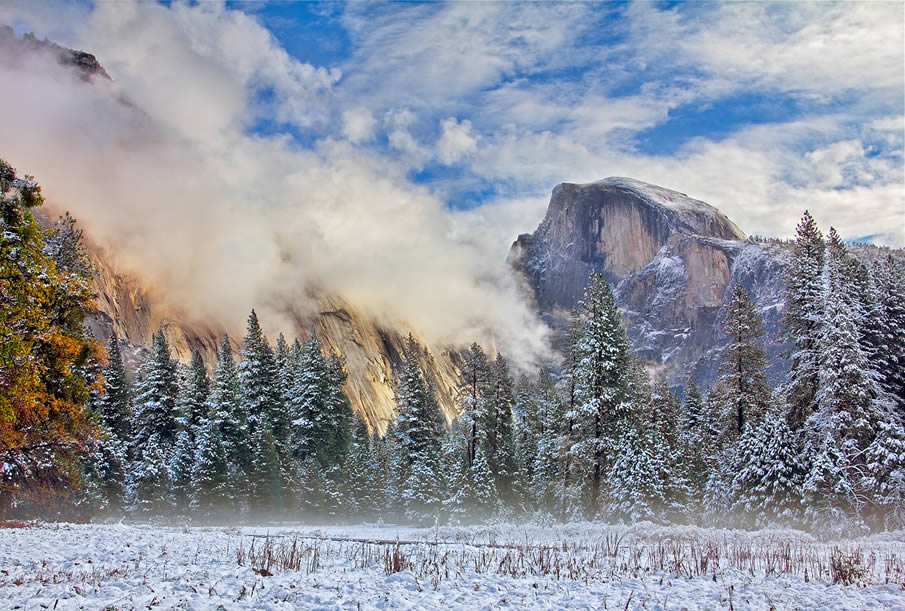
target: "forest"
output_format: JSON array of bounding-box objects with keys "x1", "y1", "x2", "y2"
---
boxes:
[{"x1": 1, "y1": 159, "x2": 904, "y2": 535}]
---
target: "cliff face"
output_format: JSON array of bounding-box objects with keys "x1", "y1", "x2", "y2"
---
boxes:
[
  {"x1": 82, "y1": 239, "x2": 461, "y2": 433},
  {"x1": 509, "y1": 178, "x2": 789, "y2": 388}
]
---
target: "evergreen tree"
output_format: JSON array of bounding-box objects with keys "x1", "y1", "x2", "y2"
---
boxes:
[
  {"x1": 126, "y1": 433, "x2": 174, "y2": 515},
  {"x1": 783, "y1": 211, "x2": 825, "y2": 430},
  {"x1": 97, "y1": 332, "x2": 132, "y2": 442},
  {"x1": 239, "y1": 310, "x2": 280, "y2": 438},
  {"x1": 869, "y1": 256, "x2": 905, "y2": 415},
  {"x1": 191, "y1": 406, "x2": 230, "y2": 517},
  {"x1": 393, "y1": 336, "x2": 446, "y2": 522},
  {"x1": 249, "y1": 421, "x2": 283, "y2": 514},
  {"x1": 571, "y1": 273, "x2": 632, "y2": 516},
  {"x1": 645, "y1": 382, "x2": 680, "y2": 447},
  {"x1": 483, "y1": 354, "x2": 519, "y2": 503},
  {"x1": 208, "y1": 335, "x2": 247, "y2": 508},
  {"x1": 729, "y1": 412, "x2": 805, "y2": 528},
  {"x1": 459, "y1": 342, "x2": 491, "y2": 467},
  {"x1": 606, "y1": 424, "x2": 683, "y2": 523},
  {"x1": 530, "y1": 371, "x2": 567, "y2": 515},
  {"x1": 342, "y1": 415, "x2": 376, "y2": 518},
  {"x1": 288, "y1": 333, "x2": 353, "y2": 470},
  {"x1": 181, "y1": 350, "x2": 209, "y2": 438},
  {"x1": 131, "y1": 329, "x2": 180, "y2": 451},
  {"x1": 170, "y1": 428, "x2": 195, "y2": 512},
  {"x1": 864, "y1": 414, "x2": 905, "y2": 530},
  {"x1": 719, "y1": 284, "x2": 770, "y2": 438}
]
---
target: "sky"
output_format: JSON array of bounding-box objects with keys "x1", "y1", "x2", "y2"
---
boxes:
[{"x1": 0, "y1": 0, "x2": 903, "y2": 363}]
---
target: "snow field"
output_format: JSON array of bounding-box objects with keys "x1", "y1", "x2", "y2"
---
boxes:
[{"x1": 1, "y1": 522, "x2": 904, "y2": 609}]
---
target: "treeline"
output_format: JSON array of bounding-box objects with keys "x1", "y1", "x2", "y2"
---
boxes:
[{"x1": 2, "y1": 160, "x2": 904, "y2": 533}]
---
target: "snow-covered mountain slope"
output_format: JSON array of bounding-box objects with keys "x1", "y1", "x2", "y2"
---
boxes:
[{"x1": 508, "y1": 179, "x2": 785, "y2": 388}]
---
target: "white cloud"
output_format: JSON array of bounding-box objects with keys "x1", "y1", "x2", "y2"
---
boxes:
[
  {"x1": 0, "y1": 0, "x2": 551, "y2": 368},
  {"x1": 341, "y1": 107, "x2": 376, "y2": 144},
  {"x1": 436, "y1": 118, "x2": 478, "y2": 165}
]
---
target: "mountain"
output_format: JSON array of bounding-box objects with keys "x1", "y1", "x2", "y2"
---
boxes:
[
  {"x1": 78, "y1": 232, "x2": 461, "y2": 433},
  {"x1": 508, "y1": 177, "x2": 791, "y2": 388}
]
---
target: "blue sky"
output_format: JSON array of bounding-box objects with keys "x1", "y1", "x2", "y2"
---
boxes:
[
  {"x1": 0, "y1": 0, "x2": 903, "y2": 358},
  {"x1": 244, "y1": 0, "x2": 904, "y2": 244},
  {"x1": 5, "y1": 1, "x2": 903, "y2": 247}
]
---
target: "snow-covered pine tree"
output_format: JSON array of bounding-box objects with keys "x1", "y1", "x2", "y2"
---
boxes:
[
  {"x1": 239, "y1": 310, "x2": 280, "y2": 439},
  {"x1": 571, "y1": 272, "x2": 632, "y2": 517},
  {"x1": 393, "y1": 336, "x2": 446, "y2": 523},
  {"x1": 181, "y1": 351, "x2": 209, "y2": 439},
  {"x1": 131, "y1": 329, "x2": 180, "y2": 451},
  {"x1": 804, "y1": 229, "x2": 883, "y2": 532},
  {"x1": 606, "y1": 424, "x2": 683, "y2": 523},
  {"x1": 719, "y1": 284, "x2": 770, "y2": 439},
  {"x1": 468, "y1": 447, "x2": 499, "y2": 520},
  {"x1": 483, "y1": 354, "x2": 520, "y2": 505},
  {"x1": 869, "y1": 255, "x2": 905, "y2": 415},
  {"x1": 272, "y1": 333, "x2": 292, "y2": 454},
  {"x1": 460, "y1": 343, "x2": 491, "y2": 467},
  {"x1": 864, "y1": 414, "x2": 905, "y2": 530},
  {"x1": 342, "y1": 414, "x2": 376, "y2": 518},
  {"x1": 97, "y1": 332, "x2": 132, "y2": 443},
  {"x1": 208, "y1": 334, "x2": 247, "y2": 507},
  {"x1": 530, "y1": 370, "x2": 567, "y2": 515},
  {"x1": 676, "y1": 381, "x2": 712, "y2": 513},
  {"x1": 170, "y1": 428, "x2": 195, "y2": 512},
  {"x1": 191, "y1": 405, "x2": 230, "y2": 518},
  {"x1": 784, "y1": 211, "x2": 826, "y2": 430},
  {"x1": 729, "y1": 411, "x2": 805, "y2": 529},
  {"x1": 513, "y1": 378, "x2": 541, "y2": 503},
  {"x1": 249, "y1": 421, "x2": 283, "y2": 514},
  {"x1": 287, "y1": 333, "x2": 353, "y2": 471},
  {"x1": 646, "y1": 382, "x2": 680, "y2": 448},
  {"x1": 127, "y1": 433, "x2": 174, "y2": 515}
]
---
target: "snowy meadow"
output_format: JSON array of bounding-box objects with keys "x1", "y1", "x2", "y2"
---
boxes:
[{"x1": 1, "y1": 522, "x2": 904, "y2": 609}]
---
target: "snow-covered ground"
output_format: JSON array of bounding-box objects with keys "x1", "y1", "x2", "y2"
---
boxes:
[{"x1": 1, "y1": 522, "x2": 904, "y2": 609}]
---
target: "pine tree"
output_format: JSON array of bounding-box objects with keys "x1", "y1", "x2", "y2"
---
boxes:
[
  {"x1": 208, "y1": 335, "x2": 247, "y2": 508},
  {"x1": 127, "y1": 433, "x2": 174, "y2": 515},
  {"x1": 530, "y1": 371, "x2": 566, "y2": 515},
  {"x1": 646, "y1": 382, "x2": 680, "y2": 447},
  {"x1": 170, "y1": 428, "x2": 195, "y2": 512},
  {"x1": 132, "y1": 329, "x2": 180, "y2": 451},
  {"x1": 482, "y1": 354, "x2": 519, "y2": 504},
  {"x1": 571, "y1": 273, "x2": 632, "y2": 517},
  {"x1": 288, "y1": 333, "x2": 353, "y2": 470},
  {"x1": 729, "y1": 412, "x2": 805, "y2": 528},
  {"x1": 393, "y1": 336, "x2": 446, "y2": 523},
  {"x1": 468, "y1": 447, "x2": 498, "y2": 520},
  {"x1": 460, "y1": 342, "x2": 491, "y2": 467},
  {"x1": 239, "y1": 310, "x2": 280, "y2": 438},
  {"x1": 97, "y1": 332, "x2": 133, "y2": 443},
  {"x1": 606, "y1": 424, "x2": 682, "y2": 523},
  {"x1": 249, "y1": 421, "x2": 283, "y2": 514},
  {"x1": 191, "y1": 406, "x2": 230, "y2": 517},
  {"x1": 784, "y1": 211, "x2": 826, "y2": 430},
  {"x1": 181, "y1": 351, "x2": 209, "y2": 438},
  {"x1": 719, "y1": 284, "x2": 770, "y2": 438},
  {"x1": 869, "y1": 256, "x2": 905, "y2": 415},
  {"x1": 864, "y1": 414, "x2": 905, "y2": 530},
  {"x1": 342, "y1": 415, "x2": 376, "y2": 518}
]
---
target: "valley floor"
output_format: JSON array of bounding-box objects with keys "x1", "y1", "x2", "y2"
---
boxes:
[{"x1": 1, "y1": 522, "x2": 904, "y2": 609}]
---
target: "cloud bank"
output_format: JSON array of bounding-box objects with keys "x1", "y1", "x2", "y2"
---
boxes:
[{"x1": 0, "y1": 0, "x2": 902, "y2": 369}]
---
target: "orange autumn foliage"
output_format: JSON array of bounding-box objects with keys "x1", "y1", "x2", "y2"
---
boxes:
[{"x1": 0, "y1": 159, "x2": 103, "y2": 518}]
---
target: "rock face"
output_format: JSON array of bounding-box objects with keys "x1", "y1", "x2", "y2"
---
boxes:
[
  {"x1": 0, "y1": 26, "x2": 111, "y2": 81},
  {"x1": 78, "y1": 233, "x2": 461, "y2": 434},
  {"x1": 509, "y1": 178, "x2": 790, "y2": 388}
]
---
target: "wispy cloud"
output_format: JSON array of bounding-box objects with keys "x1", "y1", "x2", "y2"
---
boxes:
[{"x1": 0, "y1": 0, "x2": 901, "y2": 369}]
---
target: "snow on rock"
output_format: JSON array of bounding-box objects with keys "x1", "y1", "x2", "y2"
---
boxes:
[{"x1": 1, "y1": 522, "x2": 903, "y2": 609}]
